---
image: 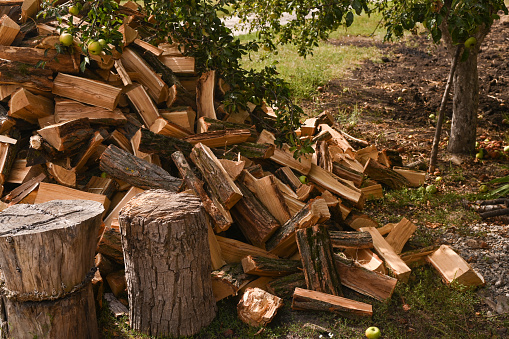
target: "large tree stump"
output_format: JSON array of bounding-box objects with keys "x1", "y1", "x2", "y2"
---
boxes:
[
  {"x1": 0, "y1": 200, "x2": 104, "y2": 300},
  {"x1": 119, "y1": 190, "x2": 217, "y2": 337}
]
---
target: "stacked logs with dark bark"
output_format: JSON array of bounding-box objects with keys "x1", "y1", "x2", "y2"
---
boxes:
[{"x1": 0, "y1": 0, "x2": 486, "y2": 333}]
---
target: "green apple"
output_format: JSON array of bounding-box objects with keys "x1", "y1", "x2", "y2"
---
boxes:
[
  {"x1": 479, "y1": 185, "x2": 488, "y2": 193},
  {"x1": 59, "y1": 32, "x2": 73, "y2": 47},
  {"x1": 88, "y1": 41, "x2": 103, "y2": 55},
  {"x1": 504, "y1": 146, "x2": 509, "y2": 152},
  {"x1": 426, "y1": 184, "x2": 437, "y2": 194},
  {"x1": 365, "y1": 326, "x2": 381, "y2": 339},
  {"x1": 429, "y1": 113, "x2": 436, "y2": 119},
  {"x1": 299, "y1": 175, "x2": 308, "y2": 185},
  {"x1": 475, "y1": 152, "x2": 483, "y2": 160},
  {"x1": 435, "y1": 176, "x2": 442, "y2": 183},
  {"x1": 97, "y1": 39, "x2": 107, "y2": 47},
  {"x1": 397, "y1": 96, "x2": 403, "y2": 102},
  {"x1": 69, "y1": 5, "x2": 79, "y2": 16},
  {"x1": 464, "y1": 37, "x2": 477, "y2": 49}
]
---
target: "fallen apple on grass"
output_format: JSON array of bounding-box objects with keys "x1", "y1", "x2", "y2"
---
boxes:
[{"x1": 365, "y1": 326, "x2": 381, "y2": 339}]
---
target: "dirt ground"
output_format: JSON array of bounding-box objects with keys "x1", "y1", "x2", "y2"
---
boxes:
[{"x1": 304, "y1": 15, "x2": 509, "y2": 189}]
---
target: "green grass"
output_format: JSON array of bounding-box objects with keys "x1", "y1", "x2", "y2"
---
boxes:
[{"x1": 238, "y1": 12, "x2": 385, "y2": 101}]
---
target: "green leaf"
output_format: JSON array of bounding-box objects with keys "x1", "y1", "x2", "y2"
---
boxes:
[{"x1": 345, "y1": 11, "x2": 354, "y2": 27}]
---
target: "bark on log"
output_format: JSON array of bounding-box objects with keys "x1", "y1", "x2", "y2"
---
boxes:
[
  {"x1": 2, "y1": 283, "x2": 99, "y2": 339},
  {"x1": 296, "y1": 225, "x2": 343, "y2": 296},
  {"x1": 99, "y1": 144, "x2": 183, "y2": 192},
  {"x1": 139, "y1": 127, "x2": 193, "y2": 157},
  {"x1": 0, "y1": 200, "x2": 104, "y2": 301},
  {"x1": 329, "y1": 231, "x2": 373, "y2": 249},
  {"x1": 266, "y1": 272, "x2": 307, "y2": 299},
  {"x1": 241, "y1": 255, "x2": 302, "y2": 277},
  {"x1": 0, "y1": 60, "x2": 53, "y2": 91},
  {"x1": 363, "y1": 158, "x2": 410, "y2": 190},
  {"x1": 119, "y1": 190, "x2": 217, "y2": 337}
]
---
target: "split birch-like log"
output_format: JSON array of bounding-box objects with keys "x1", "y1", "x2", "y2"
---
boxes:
[
  {"x1": 292, "y1": 288, "x2": 372, "y2": 317},
  {"x1": 0, "y1": 200, "x2": 104, "y2": 300},
  {"x1": 296, "y1": 225, "x2": 343, "y2": 296},
  {"x1": 119, "y1": 191, "x2": 217, "y2": 337},
  {"x1": 237, "y1": 288, "x2": 283, "y2": 327},
  {"x1": 99, "y1": 145, "x2": 183, "y2": 192}
]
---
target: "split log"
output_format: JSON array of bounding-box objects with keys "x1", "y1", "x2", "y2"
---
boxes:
[
  {"x1": 99, "y1": 145, "x2": 183, "y2": 192},
  {"x1": 216, "y1": 236, "x2": 278, "y2": 264},
  {"x1": 334, "y1": 254, "x2": 397, "y2": 301},
  {"x1": 265, "y1": 198, "x2": 330, "y2": 257},
  {"x1": 0, "y1": 14, "x2": 19, "y2": 46},
  {"x1": 216, "y1": 142, "x2": 275, "y2": 160},
  {"x1": 8, "y1": 87, "x2": 54, "y2": 124},
  {"x1": 212, "y1": 263, "x2": 256, "y2": 301},
  {"x1": 160, "y1": 106, "x2": 195, "y2": 132},
  {"x1": 197, "y1": 116, "x2": 257, "y2": 140},
  {"x1": 150, "y1": 117, "x2": 192, "y2": 138},
  {"x1": 2, "y1": 284, "x2": 99, "y2": 339},
  {"x1": 37, "y1": 118, "x2": 93, "y2": 152},
  {"x1": 72, "y1": 131, "x2": 105, "y2": 172},
  {"x1": 332, "y1": 162, "x2": 364, "y2": 188},
  {"x1": 172, "y1": 150, "x2": 233, "y2": 232},
  {"x1": 0, "y1": 134, "x2": 17, "y2": 185},
  {"x1": 0, "y1": 60, "x2": 53, "y2": 92},
  {"x1": 120, "y1": 48, "x2": 168, "y2": 104},
  {"x1": 427, "y1": 245, "x2": 485, "y2": 287},
  {"x1": 119, "y1": 191, "x2": 217, "y2": 337},
  {"x1": 400, "y1": 245, "x2": 440, "y2": 267},
  {"x1": 275, "y1": 166, "x2": 303, "y2": 192},
  {"x1": 3, "y1": 171, "x2": 45, "y2": 205},
  {"x1": 106, "y1": 270, "x2": 126, "y2": 298},
  {"x1": 85, "y1": 176, "x2": 116, "y2": 199},
  {"x1": 190, "y1": 143, "x2": 242, "y2": 209},
  {"x1": 35, "y1": 182, "x2": 110, "y2": 210},
  {"x1": 218, "y1": 158, "x2": 245, "y2": 180},
  {"x1": 139, "y1": 127, "x2": 193, "y2": 157},
  {"x1": 385, "y1": 217, "x2": 417, "y2": 254},
  {"x1": 241, "y1": 255, "x2": 302, "y2": 277},
  {"x1": 361, "y1": 183, "x2": 384, "y2": 200},
  {"x1": 292, "y1": 288, "x2": 372, "y2": 317},
  {"x1": 46, "y1": 162, "x2": 76, "y2": 187},
  {"x1": 329, "y1": 231, "x2": 373, "y2": 249},
  {"x1": 103, "y1": 186, "x2": 144, "y2": 228},
  {"x1": 363, "y1": 158, "x2": 411, "y2": 190},
  {"x1": 343, "y1": 248, "x2": 386, "y2": 275},
  {"x1": 54, "y1": 99, "x2": 127, "y2": 126},
  {"x1": 104, "y1": 293, "x2": 128, "y2": 318},
  {"x1": 133, "y1": 38, "x2": 163, "y2": 56},
  {"x1": 360, "y1": 227, "x2": 411, "y2": 282},
  {"x1": 159, "y1": 55, "x2": 196, "y2": 74},
  {"x1": 392, "y1": 167, "x2": 426, "y2": 187},
  {"x1": 296, "y1": 225, "x2": 342, "y2": 296},
  {"x1": 184, "y1": 129, "x2": 251, "y2": 148},
  {"x1": 97, "y1": 226, "x2": 124, "y2": 265},
  {"x1": 0, "y1": 200, "x2": 104, "y2": 300},
  {"x1": 196, "y1": 70, "x2": 216, "y2": 119},
  {"x1": 343, "y1": 211, "x2": 378, "y2": 230},
  {"x1": 52, "y1": 73, "x2": 122, "y2": 111},
  {"x1": 0, "y1": 45, "x2": 78, "y2": 73},
  {"x1": 237, "y1": 288, "x2": 283, "y2": 327},
  {"x1": 266, "y1": 272, "x2": 307, "y2": 299},
  {"x1": 230, "y1": 182, "x2": 281, "y2": 247},
  {"x1": 126, "y1": 84, "x2": 160, "y2": 128}
]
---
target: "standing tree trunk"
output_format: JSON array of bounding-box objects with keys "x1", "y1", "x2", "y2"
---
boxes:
[{"x1": 119, "y1": 190, "x2": 217, "y2": 338}]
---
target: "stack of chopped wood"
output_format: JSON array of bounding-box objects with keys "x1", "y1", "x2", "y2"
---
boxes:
[{"x1": 0, "y1": 0, "x2": 485, "y2": 328}]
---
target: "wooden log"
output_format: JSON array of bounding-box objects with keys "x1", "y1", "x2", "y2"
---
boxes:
[
  {"x1": 104, "y1": 293, "x2": 128, "y2": 318},
  {"x1": 0, "y1": 45, "x2": 78, "y2": 73},
  {"x1": 121, "y1": 48, "x2": 168, "y2": 104},
  {"x1": 296, "y1": 225, "x2": 342, "y2": 296},
  {"x1": 172, "y1": 150, "x2": 233, "y2": 232},
  {"x1": 241, "y1": 255, "x2": 302, "y2": 277},
  {"x1": 54, "y1": 99, "x2": 127, "y2": 126},
  {"x1": 343, "y1": 248, "x2": 386, "y2": 275},
  {"x1": 216, "y1": 236, "x2": 278, "y2": 264},
  {"x1": 237, "y1": 288, "x2": 283, "y2": 327},
  {"x1": 99, "y1": 145, "x2": 182, "y2": 192},
  {"x1": 126, "y1": 84, "x2": 160, "y2": 128},
  {"x1": 197, "y1": 116, "x2": 257, "y2": 139},
  {"x1": 160, "y1": 106, "x2": 195, "y2": 132},
  {"x1": 307, "y1": 163, "x2": 365, "y2": 209},
  {"x1": 0, "y1": 134, "x2": 17, "y2": 185},
  {"x1": 52, "y1": 73, "x2": 122, "y2": 111},
  {"x1": 119, "y1": 191, "x2": 217, "y2": 337},
  {"x1": 385, "y1": 217, "x2": 417, "y2": 254},
  {"x1": 361, "y1": 183, "x2": 384, "y2": 200},
  {"x1": 344, "y1": 211, "x2": 378, "y2": 230},
  {"x1": 0, "y1": 84, "x2": 18, "y2": 101},
  {"x1": 334, "y1": 254, "x2": 397, "y2": 301},
  {"x1": 72, "y1": 131, "x2": 105, "y2": 172},
  {"x1": 266, "y1": 198, "x2": 330, "y2": 257},
  {"x1": 190, "y1": 143, "x2": 242, "y2": 209},
  {"x1": 296, "y1": 183, "x2": 321, "y2": 201},
  {"x1": 218, "y1": 158, "x2": 245, "y2": 180},
  {"x1": 106, "y1": 270, "x2": 127, "y2": 298},
  {"x1": 230, "y1": 182, "x2": 281, "y2": 247},
  {"x1": 292, "y1": 288, "x2": 372, "y2": 317},
  {"x1": 359, "y1": 227, "x2": 411, "y2": 282},
  {"x1": 0, "y1": 60, "x2": 53, "y2": 92},
  {"x1": 46, "y1": 162, "x2": 76, "y2": 187},
  {"x1": 85, "y1": 176, "x2": 116, "y2": 198},
  {"x1": 363, "y1": 158, "x2": 411, "y2": 190},
  {"x1": 37, "y1": 118, "x2": 93, "y2": 152},
  {"x1": 139, "y1": 127, "x2": 193, "y2": 157},
  {"x1": 196, "y1": 70, "x2": 216, "y2": 119},
  {"x1": 400, "y1": 245, "x2": 440, "y2": 267},
  {"x1": 0, "y1": 14, "x2": 19, "y2": 46},
  {"x1": 35, "y1": 182, "x2": 110, "y2": 210},
  {"x1": 266, "y1": 272, "x2": 306, "y2": 299},
  {"x1": 150, "y1": 117, "x2": 192, "y2": 138},
  {"x1": 275, "y1": 166, "x2": 303, "y2": 192},
  {"x1": 3, "y1": 171, "x2": 45, "y2": 205},
  {"x1": 392, "y1": 167, "x2": 426, "y2": 187},
  {"x1": 329, "y1": 231, "x2": 373, "y2": 249},
  {"x1": 3, "y1": 284, "x2": 99, "y2": 339},
  {"x1": 184, "y1": 129, "x2": 251, "y2": 148},
  {"x1": 8, "y1": 87, "x2": 54, "y2": 124},
  {"x1": 217, "y1": 142, "x2": 275, "y2": 160},
  {"x1": 332, "y1": 162, "x2": 364, "y2": 188},
  {"x1": 427, "y1": 245, "x2": 485, "y2": 287},
  {"x1": 133, "y1": 38, "x2": 163, "y2": 56},
  {"x1": 92, "y1": 268, "x2": 104, "y2": 310},
  {"x1": 212, "y1": 263, "x2": 256, "y2": 301},
  {"x1": 97, "y1": 226, "x2": 124, "y2": 265},
  {"x1": 241, "y1": 171, "x2": 291, "y2": 224},
  {"x1": 0, "y1": 200, "x2": 104, "y2": 300},
  {"x1": 159, "y1": 55, "x2": 196, "y2": 74}
]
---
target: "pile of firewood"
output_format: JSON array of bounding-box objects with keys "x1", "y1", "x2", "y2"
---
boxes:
[{"x1": 0, "y1": 0, "x2": 486, "y2": 330}]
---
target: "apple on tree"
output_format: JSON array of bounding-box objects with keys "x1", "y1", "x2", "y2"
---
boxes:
[
  {"x1": 59, "y1": 32, "x2": 73, "y2": 47},
  {"x1": 365, "y1": 326, "x2": 381, "y2": 339},
  {"x1": 87, "y1": 41, "x2": 103, "y2": 55}
]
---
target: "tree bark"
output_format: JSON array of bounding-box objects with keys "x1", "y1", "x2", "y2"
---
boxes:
[
  {"x1": 0, "y1": 200, "x2": 104, "y2": 301},
  {"x1": 119, "y1": 190, "x2": 216, "y2": 337}
]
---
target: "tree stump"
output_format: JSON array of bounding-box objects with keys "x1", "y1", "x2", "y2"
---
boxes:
[
  {"x1": 119, "y1": 190, "x2": 217, "y2": 337},
  {"x1": 0, "y1": 200, "x2": 104, "y2": 339}
]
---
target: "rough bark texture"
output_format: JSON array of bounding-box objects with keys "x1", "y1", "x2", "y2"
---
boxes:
[
  {"x1": 99, "y1": 145, "x2": 183, "y2": 192},
  {"x1": 119, "y1": 190, "x2": 217, "y2": 337},
  {"x1": 0, "y1": 200, "x2": 104, "y2": 301},
  {"x1": 296, "y1": 225, "x2": 343, "y2": 296},
  {"x1": 266, "y1": 272, "x2": 307, "y2": 299},
  {"x1": 139, "y1": 127, "x2": 194, "y2": 157},
  {"x1": 2, "y1": 284, "x2": 98, "y2": 339},
  {"x1": 241, "y1": 255, "x2": 302, "y2": 277}
]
